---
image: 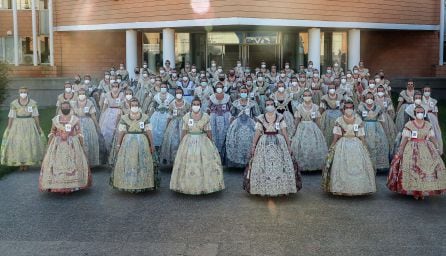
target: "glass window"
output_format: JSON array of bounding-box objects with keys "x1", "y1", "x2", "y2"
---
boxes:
[
  {"x1": 143, "y1": 33, "x2": 162, "y2": 73},
  {"x1": 321, "y1": 31, "x2": 347, "y2": 72},
  {"x1": 282, "y1": 32, "x2": 308, "y2": 71},
  {"x1": 0, "y1": 0, "x2": 10, "y2": 9},
  {"x1": 17, "y1": 0, "x2": 31, "y2": 9},
  {"x1": 39, "y1": 35, "x2": 49, "y2": 64},
  {"x1": 190, "y1": 33, "x2": 206, "y2": 70},
  {"x1": 20, "y1": 37, "x2": 33, "y2": 65},
  {"x1": 175, "y1": 33, "x2": 190, "y2": 70},
  {"x1": 4, "y1": 37, "x2": 14, "y2": 63},
  {"x1": 245, "y1": 32, "x2": 278, "y2": 44}
]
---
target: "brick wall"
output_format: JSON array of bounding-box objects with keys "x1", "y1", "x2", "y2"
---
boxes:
[
  {"x1": 7, "y1": 65, "x2": 58, "y2": 78},
  {"x1": 54, "y1": 30, "x2": 126, "y2": 78},
  {"x1": 361, "y1": 30, "x2": 438, "y2": 79}
]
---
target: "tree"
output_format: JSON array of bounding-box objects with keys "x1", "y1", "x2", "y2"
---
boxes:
[{"x1": 0, "y1": 62, "x2": 9, "y2": 105}]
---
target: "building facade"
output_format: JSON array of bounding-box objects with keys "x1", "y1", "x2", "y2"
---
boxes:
[{"x1": 0, "y1": 0, "x2": 444, "y2": 79}]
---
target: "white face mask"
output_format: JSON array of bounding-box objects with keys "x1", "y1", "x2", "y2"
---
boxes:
[
  {"x1": 78, "y1": 95, "x2": 86, "y2": 101},
  {"x1": 369, "y1": 83, "x2": 376, "y2": 89},
  {"x1": 218, "y1": 68, "x2": 223, "y2": 73},
  {"x1": 130, "y1": 106, "x2": 139, "y2": 113},
  {"x1": 416, "y1": 113, "x2": 425, "y2": 120},
  {"x1": 160, "y1": 88, "x2": 167, "y2": 93},
  {"x1": 110, "y1": 80, "x2": 116, "y2": 84},
  {"x1": 125, "y1": 95, "x2": 133, "y2": 101},
  {"x1": 280, "y1": 73, "x2": 286, "y2": 78},
  {"x1": 303, "y1": 96, "x2": 312, "y2": 102},
  {"x1": 150, "y1": 78, "x2": 156, "y2": 83},
  {"x1": 285, "y1": 65, "x2": 290, "y2": 69},
  {"x1": 278, "y1": 87, "x2": 285, "y2": 92},
  {"x1": 211, "y1": 63, "x2": 216, "y2": 67},
  {"x1": 143, "y1": 64, "x2": 147, "y2": 68},
  {"x1": 117, "y1": 79, "x2": 122, "y2": 83},
  {"x1": 341, "y1": 79, "x2": 347, "y2": 84},
  {"x1": 261, "y1": 64, "x2": 266, "y2": 68},
  {"x1": 329, "y1": 89, "x2": 336, "y2": 94},
  {"x1": 265, "y1": 105, "x2": 275, "y2": 113},
  {"x1": 344, "y1": 109, "x2": 354, "y2": 116},
  {"x1": 257, "y1": 77, "x2": 264, "y2": 82},
  {"x1": 292, "y1": 82, "x2": 298, "y2": 87},
  {"x1": 366, "y1": 99, "x2": 374, "y2": 105},
  {"x1": 308, "y1": 64, "x2": 313, "y2": 68},
  {"x1": 176, "y1": 94, "x2": 183, "y2": 99},
  {"x1": 192, "y1": 105, "x2": 201, "y2": 113},
  {"x1": 414, "y1": 99, "x2": 422, "y2": 105},
  {"x1": 19, "y1": 93, "x2": 27, "y2": 99},
  {"x1": 143, "y1": 74, "x2": 148, "y2": 78},
  {"x1": 65, "y1": 88, "x2": 72, "y2": 93},
  {"x1": 377, "y1": 92, "x2": 385, "y2": 97},
  {"x1": 353, "y1": 70, "x2": 359, "y2": 74},
  {"x1": 160, "y1": 70, "x2": 165, "y2": 75},
  {"x1": 313, "y1": 73, "x2": 319, "y2": 78},
  {"x1": 375, "y1": 78, "x2": 381, "y2": 83},
  {"x1": 105, "y1": 75, "x2": 110, "y2": 79},
  {"x1": 424, "y1": 92, "x2": 431, "y2": 97},
  {"x1": 346, "y1": 74, "x2": 352, "y2": 78},
  {"x1": 237, "y1": 63, "x2": 241, "y2": 67},
  {"x1": 84, "y1": 80, "x2": 90, "y2": 84},
  {"x1": 182, "y1": 77, "x2": 188, "y2": 82},
  {"x1": 216, "y1": 88, "x2": 223, "y2": 94}
]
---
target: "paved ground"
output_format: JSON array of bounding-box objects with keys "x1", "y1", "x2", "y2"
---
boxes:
[{"x1": 0, "y1": 167, "x2": 445, "y2": 256}]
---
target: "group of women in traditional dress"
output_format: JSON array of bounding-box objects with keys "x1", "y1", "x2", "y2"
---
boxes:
[{"x1": 1, "y1": 60, "x2": 446, "y2": 200}]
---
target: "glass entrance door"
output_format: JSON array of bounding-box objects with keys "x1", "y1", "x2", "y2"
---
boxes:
[{"x1": 246, "y1": 45, "x2": 279, "y2": 68}]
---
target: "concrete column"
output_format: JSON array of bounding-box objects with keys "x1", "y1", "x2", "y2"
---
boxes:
[
  {"x1": 31, "y1": 0, "x2": 38, "y2": 66},
  {"x1": 308, "y1": 28, "x2": 321, "y2": 71},
  {"x1": 48, "y1": 0, "x2": 54, "y2": 66},
  {"x1": 348, "y1": 29, "x2": 361, "y2": 71},
  {"x1": 12, "y1": 0, "x2": 19, "y2": 66},
  {"x1": 162, "y1": 28, "x2": 175, "y2": 69},
  {"x1": 126, "y1": 30, "x2": 138, "y2": 80}
]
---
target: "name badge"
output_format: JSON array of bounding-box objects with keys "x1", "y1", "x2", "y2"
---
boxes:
[
  {"x1": 311, "y1": 112, "x2": 316, "y2": 119},
  {"x1": 173, "y1": 109, "x2": 178, "y2": 116},
  {"x1": 27, "y1": 106, "x2": 33, "y2": 113},
  {"x1": 411, "y1": 131, "x2": 418, "y2": 139},
  {"x1": 139, "y1": 122, "x2": 145, "y2": 129},
  {"x1": 249, "y1": 92, "x2": 255, "y2": 98},
  {"x1": 362, "y1": 111, "x2": 368, "y2": 117},
  {"x1": 353, "y1": 124, "x2": 359, "y2": 132},
  {"x1": 244, "y1": 109, "x2": 250, "y2": 115},
  {"x1": 65, "y1": 124, "x2": 72, "y2": 132},
  {"x1": 430, "y1": 102, "x2": 434, "y2": 108},
  {"x1": 84, "y1": 107, "x2": 90, "y2": 113},
  {"x1": 88, "y1": 87, "x2": 93, "y2": 92},
  {"x1": 383, "y1": 101, "x2": 388, "y2": 108},
  {"x1": 336, "y1": 101, "x2": 340, "y2": 107},
  {"x1": 188, "y1": 119, "x2": 194, "y2": 127},
  {"x1": 275, "y1": 122, "x2": 280, "y2": 130},
  {"x1": 115, "y1": 98, "x2": 121, "y2": 104},
  {"x1": 222, "y1": 105, "x2": 227, "y2": 111}
]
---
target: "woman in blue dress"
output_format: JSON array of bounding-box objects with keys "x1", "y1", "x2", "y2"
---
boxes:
[
  {"x1": 209, "y1": 82, "x2": 232, "y2": 163},
  {"x1": 225, "y1": 86, "x2": 260, "y2": 168}
]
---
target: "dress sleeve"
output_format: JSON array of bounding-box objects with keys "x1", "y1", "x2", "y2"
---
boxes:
[
  {"x1": 280, "y1": 120, "x2": 287, "y2": 129},
  {"x1": 8, "y1": 105, "x2": 16, "y2": 118},
  {"x1": 118, "y1": 123, "x2": 127, "y2": 132},
  {"x1": 294, "y1": 109, "x2": 301, "y2": 119},
  {"x1": 402, "y1": 128, "x2": 411, "y2": 138},
  {"x1": 357, "y1": 127, "x2": 365, "y2": 137},
  {"x1": 333, "y1": 125, "x2": 342, "y2": 136},
  {"x1": 204, "y1": 119, "x2": 212, "y2": 131},
  {"x1": 255, "y1": 122, "x2": 263, "y2": 131},
  {"x1": 145, "y1": 123, "x2": 153, "y2": 131}
]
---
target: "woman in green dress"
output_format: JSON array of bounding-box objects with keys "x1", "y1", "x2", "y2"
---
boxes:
[
  {"x1": 110, "y1": 98, "x2": 157, "y2": 193},
  {"x1": 1, "y1": 87, "x2": 46, "y2": 171}
]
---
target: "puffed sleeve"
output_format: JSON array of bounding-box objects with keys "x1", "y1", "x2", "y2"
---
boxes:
[
  {"x1": 144, "y1": 123, "x2": 152, "y2": 131},
  {"x1": 32, "y1": 105, "x2": 39, "y2": 117},
  {"x1": 280, "y1": 120, "x2": 287, "y2": 129},
  {"x1": 402, "y1": 128, "x2": 411, "y2": 138},
  {"x1": 255, "y1": 122, "x2": 263, "y2": 131},
  {"x1": 182, "y1": 115, "x2": 188, "y2": 131},
  {"x1": 204, "y1": 120, "x2": 211, "y2": 131},
  {"x1": 333, "y1": 125, "x2": 342, "y2": 136},
  {"x1": 89, "y1": 102, "x2": 96, "y2": 114},
  {"x1": 294, "y1": 109, "x2": 301, "y2": 119},
  {"x1": 357, "y1": 127, "x2": 365, "y2": 137},
  {"x1": 118, "y1": 123, "x2": 127, "y2": 132},
  {"x1": 8, "y1": 104, "x2": 16, "y2": 118}
]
